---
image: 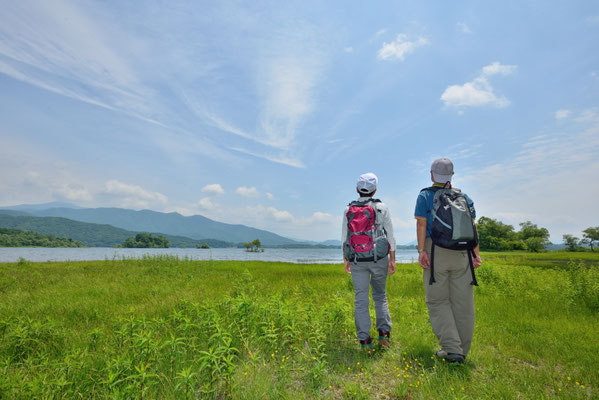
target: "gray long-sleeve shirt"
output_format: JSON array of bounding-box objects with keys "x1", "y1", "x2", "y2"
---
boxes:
[{"x1": 341, "y1": 196, "x2": 396, "y2": 249}]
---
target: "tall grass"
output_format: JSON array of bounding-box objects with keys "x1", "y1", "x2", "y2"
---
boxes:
[{"x1": 0, "y1": 254, "x2": 597, "y2": 398}]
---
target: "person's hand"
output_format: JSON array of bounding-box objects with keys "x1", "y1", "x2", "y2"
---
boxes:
[
  {"x1": 344, "y1": 259, "x2": 351, "y2": 274},
  {"x1": 388, "y1": 258, "x2": 396, "y2": 275},
  {"x1": 418, "y1": 251, "x2": 430, "y2": 269},
  {"x1": 473, "y1": 253, "x2": 482, "y2": 268}
]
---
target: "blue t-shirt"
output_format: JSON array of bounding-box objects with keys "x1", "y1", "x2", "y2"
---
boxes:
[{"x1": 414, "y1": 187, "x2": 476, "y2": 237}]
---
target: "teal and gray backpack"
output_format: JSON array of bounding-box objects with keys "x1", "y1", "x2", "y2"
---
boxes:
[{"x1": 421, "y1": 186, "x2": 479, "y2": 286}]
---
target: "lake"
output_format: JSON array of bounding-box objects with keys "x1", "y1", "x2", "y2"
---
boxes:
[{"x1": 0, "y1": 247, "x2": 420, "y2": 264}]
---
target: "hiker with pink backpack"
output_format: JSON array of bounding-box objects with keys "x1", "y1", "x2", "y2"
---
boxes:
[{"x1": 342, "y1": 173, "x2": 396, "y2": 353}]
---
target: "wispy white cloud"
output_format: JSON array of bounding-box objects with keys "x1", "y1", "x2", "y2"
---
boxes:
[
  {"x1": 586, "y1": 15, "x2": 599, "y2": 24},
  {"x1": 266, "y1": 192, "x2": 274, "y2": 200},
  {"x1": 555, "y1": 109, "x2": 571, "y2": 119},
  {"x1": 230, "y1": 147, "x2": 306, "y2": 168},
  {"x1": 482, "y1": 62, "x2": 517, "y2": 76},
  {"x1": 201, "y1": 184, "x2": 225, "y2": 195},
  {"x1": 344, "y1": 46, "x2": 353, "y2": 53},
  {"x1": 377, "y1": 34, "x2": 428, "y2": 61},
  {"x1": 258, "y1": 54, "x2": 325, "y2": 151},
  {"x1": 457, "y1": 22, "x2": 472, "y2": 34},
  {"x1": 0, "y1": 1, "x2": 330, "y2": 169},
  {"x1": 575, "y1": 108, "x2": 599, "y2": 122},
  {"x1": 0, "y1": 1, "x2": 158, "y2": 124},
  {"x1": 460, "y1": 118, "x2": 599, "y2": 240},
  {"x1": 197, "y1": 197, "x2": 215, "y2": 209},
  {"x1": 103, "y1": 180, "x2": 168, "y2": 209},
  {"x1": 235, "y1": 186, "x2": 259, "y2": 198},
  {"x1": 441, "y1": 62, "x2": 517, "y2": 109},
  {"x1": 0, "y1": 136, "x2": 95, "y2": 206}
]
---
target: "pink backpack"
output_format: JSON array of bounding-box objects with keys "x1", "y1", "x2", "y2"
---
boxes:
[{"x1": 343, "y1": 199, "x2": 390, "y2": 263}]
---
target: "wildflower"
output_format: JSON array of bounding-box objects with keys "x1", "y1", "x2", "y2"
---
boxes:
[
  {"x1": 576, "y1": 382, "x2": 580, "y2": 385},
  {"x1": 450, "y1": 388, "x2": 454, "y2": 391},
  {"x1": 567, "y1": 377, "x2": 571, "y2": 381},
  {"x1": 312, "y1": 356, "x2": 316, "y2": 360}
]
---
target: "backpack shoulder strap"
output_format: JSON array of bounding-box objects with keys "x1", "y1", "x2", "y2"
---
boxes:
[{"x1": 420, "y1": 186, "x2": 442, "y2": 193}]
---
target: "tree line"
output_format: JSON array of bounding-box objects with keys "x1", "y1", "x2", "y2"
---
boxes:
[
  {"x1": 477, "y1": 217, "x2": 598, "y2": 252},
  {"x1": 121, "y1": 233, "x2": 170, "y2": 248},
  {"x1": 563, "y1": 228, "x2": 599, "y2": 252},
  {"x1": 0, "y1": 228, "x2": 83, "y2": 247}
]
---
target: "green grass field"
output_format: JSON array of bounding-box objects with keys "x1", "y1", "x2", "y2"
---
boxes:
[{"x1": 0, "y1": 253, "x2": 598, "y2": 399}]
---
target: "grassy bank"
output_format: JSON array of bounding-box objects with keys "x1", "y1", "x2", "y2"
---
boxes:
[{"x1": 0, "y1": 253, "x2": 597, "y2": 399}]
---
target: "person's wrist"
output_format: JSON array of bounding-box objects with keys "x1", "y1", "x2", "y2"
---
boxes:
[{"x1": 418, "y1": 249, "x2": 426, "y2": 254}]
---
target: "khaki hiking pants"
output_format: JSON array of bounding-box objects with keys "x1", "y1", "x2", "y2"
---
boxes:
[
  {"x1": 423, "y1": 238, "x2": 475, "y2": 356},
  {"x1": 350, "y1": 255, "x2": 392, "y2": 342}
]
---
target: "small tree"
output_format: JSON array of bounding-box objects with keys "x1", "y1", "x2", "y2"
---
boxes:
[
  {"x1": 562, "y1": 234, "x2": 580, "y2": 252},
  {"x1": 525, "y1": 237, "x2": 548, "y2": 253},
  {"x1": 518, "y1": 221, "x2": 550, "y2": 241},
  {"x1": 251, "y1": 239, "x2": 261, "y2": 250},
  {"x1": 582, "y1": 227, "x2": 599, "y2": 251}
]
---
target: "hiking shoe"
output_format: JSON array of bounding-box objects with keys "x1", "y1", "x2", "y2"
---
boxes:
[
  {"x1": 378, "y1": 335, "x2": 391, "y2": 349},
  {"x1": 435, "y1": 350, "x2": 448, "y2": 358},
  {"x1": 435, "y1": 350, "x2": 465, "y2": 363},
  {"x1": 360, "y1": 337, "x2": 374, "y2": 355},
  {"x1": 443, "y1": 353, "x2": 465, "y2": 364}
]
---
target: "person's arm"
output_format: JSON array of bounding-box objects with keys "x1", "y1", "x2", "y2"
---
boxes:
[
  {"x1": 416, "y1": 217, "x2": 430, "y2": 269},
  {"x1": 382, "y1": 206, "x2": 396, "y2": 275},
  {"x1": 468, "y1": 196, "x2": 482, "y2": 268},
  {"x1": 342, "y1": 209, "x2": 351, "y2": 274}
]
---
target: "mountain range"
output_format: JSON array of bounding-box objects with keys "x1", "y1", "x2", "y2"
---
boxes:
[
  {"x1": 0, "y1": 213, "x2": 232, "y2": 248},
  {"x1": 0, "y1": 203, "x2": 307, "y2": 246}
]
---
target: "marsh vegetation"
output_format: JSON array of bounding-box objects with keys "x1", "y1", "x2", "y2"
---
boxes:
[{"x1": 0, "y1": 253, "x2": 597, "y2": 398}]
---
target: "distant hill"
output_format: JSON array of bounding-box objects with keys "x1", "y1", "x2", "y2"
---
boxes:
[
  {"x1": 23, "y1": 206, "x2": 298, "y2": 246},
  {"x1": 2, "y1": 202, "x2": 83, "y2": 211},
  {"x1": 0, "y1": 213, "x2": 233, "y2": 248}
]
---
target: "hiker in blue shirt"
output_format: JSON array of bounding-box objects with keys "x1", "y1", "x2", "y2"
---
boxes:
[{"x1": 414, "y1": 158, "x2": 482, "y2": 364}]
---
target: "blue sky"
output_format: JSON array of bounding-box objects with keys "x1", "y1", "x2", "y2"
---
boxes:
[{"x1": 1, "y1": 0, "x2": 598, "y2": 243}]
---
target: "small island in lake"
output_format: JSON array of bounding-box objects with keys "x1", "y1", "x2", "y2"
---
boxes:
[{"x1": 243, "y1": 239, "x2": 264, "y2": 252}]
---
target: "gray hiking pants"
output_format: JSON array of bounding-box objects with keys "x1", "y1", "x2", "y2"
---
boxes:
[
  {"x1": 350, "y1": 256, "x2": 392, "y2": 341},
  {"x1": 423, "y1": 238, "x2": 475, "y2": 356}
]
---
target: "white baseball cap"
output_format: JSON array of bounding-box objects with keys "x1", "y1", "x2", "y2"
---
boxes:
[
  {"x1": 357, "y1": 172, "x2": 378, "y2": 194},
  {"x1": 431, "y1": 158, "x2": 454, "y2": 183}
]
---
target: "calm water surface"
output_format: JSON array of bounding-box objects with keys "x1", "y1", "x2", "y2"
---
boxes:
[{"x1": 0, "y1": 247, "x2": 420, "y2": 264}]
